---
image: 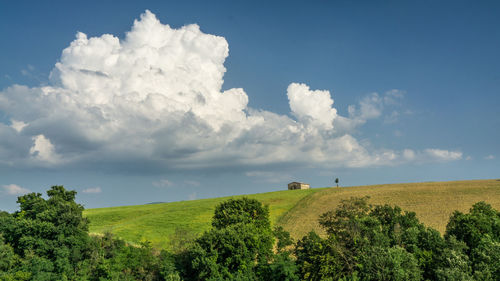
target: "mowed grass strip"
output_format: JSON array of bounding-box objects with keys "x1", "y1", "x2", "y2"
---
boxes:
[
  {"x1": 84, "y1": 188, "x2": 322, "y2": 250},
  {"x1": 278, "y1": 179, "x2": 500, "y2": 239}
]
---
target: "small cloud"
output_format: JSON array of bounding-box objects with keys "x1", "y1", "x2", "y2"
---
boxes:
[
  {"x1": 485, "y1": 155, "x2": 495, "y2": 160},
  {"x1": 347, "y1": 90, "x2": 405, "y2": 124},
  {"x1": 383, "y1": 89, "x2": 405, "y2": 105},
  {"x1": 82, "y1": 187, "x2": 102, "y2": 193},
  {"x1": 357, "y1": 93, "x2": 383, "y2": 119},
  {"x1": 153, "y1": 179, "x2": 174, "y2": 188},
  {"x1": 18, "y1": 64, "x2": 45, "y2": 83},
  {"x1": 393, "y1": 130, "x2": 403, "y2": 137},
  {"x1": 465, "y1": 156, "x2": 472, "y2": 160},
  {"x1": 10, "y1": 119, "x2": 28, "y2": 132},
  {"x1": 184, "y1": 180, "x2": 200, "y2": 186},
  {"x1": 29, "y1": 134, "x2": 61, "y2": 164},
  {"x1": 2, "y1": 184, "x2": 30, "y2": 195},
  {"x1": 424, "y1": 149, "x2": 462, "y2": 161}
]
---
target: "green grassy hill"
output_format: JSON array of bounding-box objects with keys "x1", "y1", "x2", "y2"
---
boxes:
[
  {"x1": 84, "y1": 188, "x2": 324, "y2": 249},
  {"x1": 84, "y1": 179, "x2": 500, "y2": 250}
]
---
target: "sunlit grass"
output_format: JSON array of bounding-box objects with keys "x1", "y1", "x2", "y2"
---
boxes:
[
  {"x1": 84, "y1": 179, "x2": 500, "y2": 250},
  {"x1": 279, "y1": 179, "x2": 500, "y2": 239},
  {"x1": 84, "y1": 188, "x2": 322, "y2": 249}
]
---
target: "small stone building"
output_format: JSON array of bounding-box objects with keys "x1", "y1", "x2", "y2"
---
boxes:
[{"x1": 288, "y1": 182, "x2": 310, "y2": 190}]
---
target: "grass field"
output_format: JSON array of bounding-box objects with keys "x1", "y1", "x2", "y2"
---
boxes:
[
  {"x1": 84, "y1": 179, "x2": 500, "y2": 250},
  {"x1": 84, "y1": 188, "x2": 323, "y2": 249},
  {"x1": 279, "y1": 179, "x2": 500, "y2": 239}
]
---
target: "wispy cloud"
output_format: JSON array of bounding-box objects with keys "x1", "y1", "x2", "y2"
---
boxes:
[
  {"x1": 485, "y1": 155, "x2": 495, "y2": 160},
  {"x1": 2, "y1": 184, "x2": 30, "y2": 195},
  {"x1": 82, "y1": 187, "x2": 102, "y2": 194},
  {"x1": 424, "y1": 149, "x2": 463, "y2": 161},
  {"x1": 10, "y1": 119, "x2": 28, "y2": 132},
  {"x1": 20, "y1": 64, "x2": 45, "y2": 83},
  {"x1": 184, "y1": 180, "x2": 200, "y2": 186},
  {"x1": 153, "y1": 179, "x2": 174, "y2": 188}
]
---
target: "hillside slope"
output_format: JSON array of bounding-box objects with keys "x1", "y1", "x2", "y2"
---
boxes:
[
  {"x1": 84, "y1": 179, "x2": 500, "y2": 250},
  {"x1": 279, "y1": 179, "x2": 500, "y2": 239},
  {"x1": 84, "y1": 188, "x2": 323, "y2": 249}
]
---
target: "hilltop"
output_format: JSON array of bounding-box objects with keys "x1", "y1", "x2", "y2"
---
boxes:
[{"x1": 84, "y1": 179, "x2": 500, "y2": 250}]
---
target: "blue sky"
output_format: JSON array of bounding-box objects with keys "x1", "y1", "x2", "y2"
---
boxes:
[{"x1": 0, "y1": 0, "x2": 498, "y2": 211}]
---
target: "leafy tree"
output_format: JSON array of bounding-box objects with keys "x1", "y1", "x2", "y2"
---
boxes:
[
  {"x1": 368, "y1": 204, "x2": 447, "y2": 279},
  {"x1": 159, "y1": 250, "x2": 182, "y2": 281},
  {"x1": 186, "y1": 198, "x2": 274, "y2": 280},
  {"x1": 0, "y1": 186, "x2": 177, "y2": 280},
  {"x1": 273, "y1": 226, "x2": 294, "y2": 253},
  {"x1": 295, "y1": 232, "x2": 344, "y2": 281},
  {"x1": 211, "y1": 197, "x2": 271, "y2": 230},
  {"x1": 316, "y1": 197, "x2": 390, "y2": 275},
  {"x1": 357, "y1": 246, "x2": 422, "y2": 281},
  {"x1": 434, "y1": 236, "x2": 473, "y2": 281},
  {"x1": 444, "y1": 201, "x2": 500, "y2": 280},
  {"x1": 257, "y1": 227, "x2": 298, "y2": 281},
  {"x1": 0, "y1": 186, "x2": 90, "y2": 279},
  {"x1": 257, "y1": 251, "x2": 299, "y2": 281},
  {"x1": 471, "y1": 236, "x2": 500, "y2": 281},
  {"x1": 185, "y1": 197, "x2": 300, "y2": 280},
  {"x1": 190, "y1": 224, "x2": 261, "y2": 280},
  {"x1": 445, "y1": 201, "x2": 500, "y2": 252},
  {"x1": 318, "y1": 196, "x2": 372, "y2": 236},
  {"x1": 297, "y1": 197, "x2": 449, "y2": 280}
]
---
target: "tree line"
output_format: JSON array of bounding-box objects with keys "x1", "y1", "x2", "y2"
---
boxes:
[{"x1": 0, "y1": 186, "x2": 499, "y2": 280}]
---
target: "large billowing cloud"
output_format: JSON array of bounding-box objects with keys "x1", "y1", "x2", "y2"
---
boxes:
[{"x1": 0, "y1": 10, "x2": 461, "y2": 172}]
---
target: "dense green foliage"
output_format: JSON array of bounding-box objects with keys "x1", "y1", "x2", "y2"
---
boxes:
[
  {"x1": 294, "y1": 197, "x2": 500, "y2": 281},
  {"x1": 179, "y1": 198, "x2": 297, "y2": 281},
  {"x1": 1, "y1": 186, "x2": 499, "y2": 280},
  {"x1": 0, "y1": 186, "x2": 177, "y2": 280}
]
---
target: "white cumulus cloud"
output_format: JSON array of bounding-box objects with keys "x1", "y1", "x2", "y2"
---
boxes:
[
  {"x1": 0, "y1": 10, "x2": 462, "y2": 173},
  {"x1": 287, "y1": 83, "x2": 337, "y2": 130},
  {"x1": 29, "y1": 135, "x2": 61, "y2": 164}
]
